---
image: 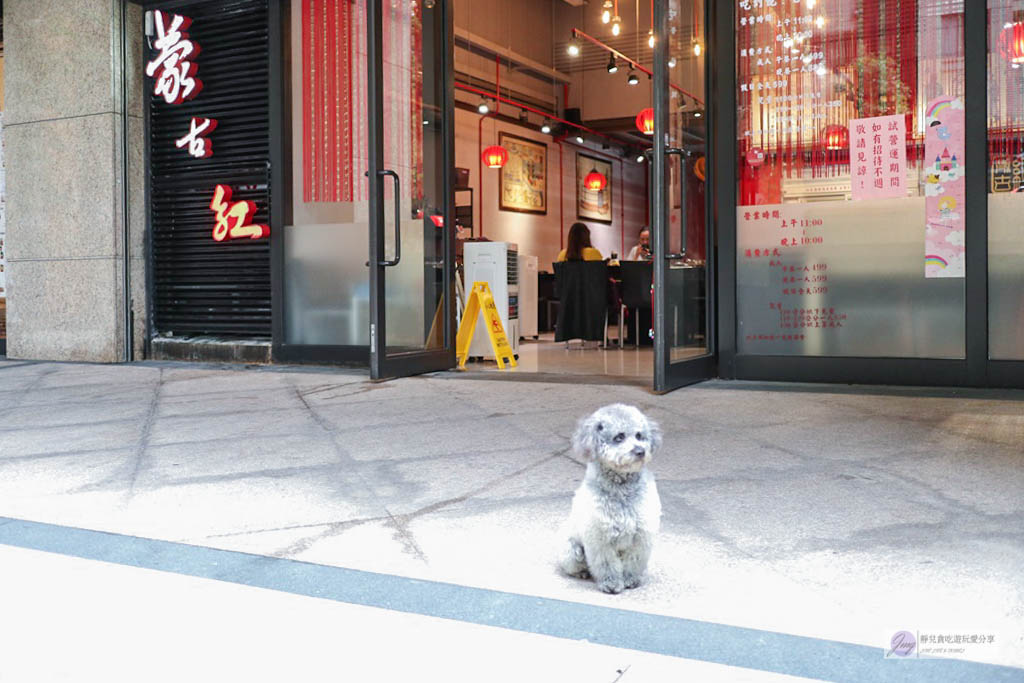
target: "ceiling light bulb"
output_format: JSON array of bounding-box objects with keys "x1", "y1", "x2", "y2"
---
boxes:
[
  {"x1": 477, "y1": 99, "x2": 490, "y2": 114},
  {"x1": 668, "y1": 56, "x2": 677, "y2": 68},
  {"x1": 816, "y1": 16, "x2": 825, "y2": 28},
  {"x1": 611, "y1": 17, "x2": 622, "y2": 36},
  {"x1": 601, "y1": 1, "x2": 613, "y2": 23},
  {"x1": 694, "y1": 111, "x2": 702, "y2": 118},
  {"x1": 567, "y1": 36, "x2": 581, "y2": 57},
  {"x1": 576, "y1": 134, "x2": 585, "y2": 144},
  {"x1": 607, "y1": 54, "x2": 618, "y2": 73},
  {"x1": 627, "y1": 69, "x2": 639, "y2": 85},
  {"x1": 693, "y1": 42, "x2": 702, "y2": 56},
  {"x1": 648, "y1": 30, "x2": 656, "y2": 48},
  {"x1": 637, "y1": 154, "x2": 646, "y2": 163},
  {"x1": 540, "y1": 119, "x2": 552, "y2": 134}
]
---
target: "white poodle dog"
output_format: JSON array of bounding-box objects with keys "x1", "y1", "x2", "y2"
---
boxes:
[{"x1": 559, "y1": 403, "x2": 662, "y2": 594}]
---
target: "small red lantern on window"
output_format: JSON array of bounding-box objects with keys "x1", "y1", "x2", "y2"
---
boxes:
[
  {"x1": 1000, "y1": 22, "x2": 1024, "y2": 64},
  {"x1": 482, "y1": 145, "x2": 509, "y2": 169},
  {"x1": 822, "y1": 124, "x2": 849, "y2": 151},
  {"x1": 583, "y1": 168, "x2": 607, "y2": 191},
  {"x1": 635, "y1": 107, "x2": 655, "y2": 135}
]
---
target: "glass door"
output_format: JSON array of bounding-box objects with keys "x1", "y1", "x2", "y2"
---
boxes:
[
  {"x1": 651, "y1": 0, "x2": 715, "y2": 392},
  {"x1": 367, "y1": 0, "x2": 455, "y2": 379}
]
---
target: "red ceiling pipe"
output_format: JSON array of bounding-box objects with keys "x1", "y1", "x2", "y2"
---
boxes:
[
  {"x1": 478, "y1": 111, "x2": 498, "y2": 237},
  {"x1": 456, "y1": 83, "x2": 631, "y2": 145},
  {"x1": 571, "y1": 28, "x2": 705, "y2": 105},
  {"x1": 621, "y1": 162, "x2": 626, "y2": 257},
  {"x1": 554, "y1": 136, "x2": 565, "y2": 249}
]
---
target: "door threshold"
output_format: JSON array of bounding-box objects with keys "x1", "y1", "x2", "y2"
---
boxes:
[{"x1": 429, "y1": 368, "x2": 654, "y2": 388}]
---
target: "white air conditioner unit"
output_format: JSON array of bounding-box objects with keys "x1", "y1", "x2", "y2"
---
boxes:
[
  {"x1": 517, "y1": 254, "x2": 538, "y2": 340},
  {"x1": 464, "y1": 242, "x2": 520, "y2": 360}
]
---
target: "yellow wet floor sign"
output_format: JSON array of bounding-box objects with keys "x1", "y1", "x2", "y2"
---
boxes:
[{"x1": 456, "y1": 282, "x2": 517, "y2": 369}]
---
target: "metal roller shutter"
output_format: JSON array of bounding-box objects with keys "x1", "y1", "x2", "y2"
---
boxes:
[{"x1": 146, "y1": 0, "x2": 272, "y2": 338}]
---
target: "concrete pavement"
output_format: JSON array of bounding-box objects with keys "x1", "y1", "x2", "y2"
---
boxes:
[{"x1": 0, "y1": 358, "x2": 1022, "y2": 680}]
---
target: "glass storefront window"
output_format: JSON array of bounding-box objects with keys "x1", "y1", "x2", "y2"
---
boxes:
[
  {"x1": 735, "y1": 0, "x2": 966, "y2": 358},
  {"x1": 988, "y1": 1, "x2": 1024, "y2": 361},
  {"x1": 284, "y1": 1, "x2": 444, "y2": 350}
]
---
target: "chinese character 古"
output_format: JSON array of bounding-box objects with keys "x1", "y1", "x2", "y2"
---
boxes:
[{"x1": 175, "y1": 117, "x2": 217, "y2": 158}]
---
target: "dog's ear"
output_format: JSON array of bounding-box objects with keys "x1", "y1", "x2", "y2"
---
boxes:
[
  {"x1": 647, "y1": 416, "x2": 663, "y2": 454},
  {"x1": 572, "y1": 413, "x2": 603, "y2": 460}
]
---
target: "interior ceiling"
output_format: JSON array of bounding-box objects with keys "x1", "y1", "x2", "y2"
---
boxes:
[{"x1": 454, "y1": 0, "x2": 702, "y2": 144}]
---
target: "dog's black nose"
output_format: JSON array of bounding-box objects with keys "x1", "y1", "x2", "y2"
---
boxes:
[{"x1": 632, "y1": 446, "x2": 646, "y2": 459}]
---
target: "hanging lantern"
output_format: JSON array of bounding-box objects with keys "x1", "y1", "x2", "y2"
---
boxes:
[
  {"x1": 482, "y1": 145, "x2": 509, "y2": 169},
  {"x1": 635, "y1": 107, "x2": 655, "y2": 135},
  {"x1": 1000, "y1": 22, "x2": 1024, "y2": 64},
  {"x1": 745, "y1": 147, "x2": 766, "y2": 167},
  {"x1": 822, "y1": 124, "x2": 849, "y2": 151},
  {"x1": 584, "y1": 168, "x2": 607, "y2": 191}
]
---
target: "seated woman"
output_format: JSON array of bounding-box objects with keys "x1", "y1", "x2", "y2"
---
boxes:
[{"x1": 557, "y1": 222, "x2": 604, "y2": 262}]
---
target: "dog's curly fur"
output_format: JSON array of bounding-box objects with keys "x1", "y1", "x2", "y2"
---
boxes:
[{"x1": 559, "y1": 404, "x2": 662, "y2": 594}]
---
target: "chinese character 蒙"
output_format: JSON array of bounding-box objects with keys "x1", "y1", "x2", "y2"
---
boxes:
[{"x1": 146, "y1": 10, "x2": 203, "y2": 105}]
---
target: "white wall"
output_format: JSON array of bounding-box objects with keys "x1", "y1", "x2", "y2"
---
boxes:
[{"x1": 455, "y1": 107, "x2": 648, "y2": 270}]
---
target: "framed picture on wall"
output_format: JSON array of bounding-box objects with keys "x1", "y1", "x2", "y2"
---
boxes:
[
  {"x1": 576, "y1": 153, "x2": 613, "y2": 223},
  {"x1": 499, "y1": 132, "x2": 547, "y2": 215}
]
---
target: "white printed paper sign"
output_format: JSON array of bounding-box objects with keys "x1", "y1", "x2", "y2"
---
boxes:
[{"x1": 849, "y1": 114, "x2": 907, "y2": 201}]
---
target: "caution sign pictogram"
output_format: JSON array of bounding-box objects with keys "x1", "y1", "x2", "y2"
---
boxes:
[{"x1": 456, "y1": 282, "x2": 517, "y2": 369}]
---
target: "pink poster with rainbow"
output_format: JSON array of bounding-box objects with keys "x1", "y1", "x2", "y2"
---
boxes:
[{"x1": 924, "y1": 96, "x2": 965, "y2": 279}]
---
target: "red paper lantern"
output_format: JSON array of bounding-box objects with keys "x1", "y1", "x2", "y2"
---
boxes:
[
  {"x1": 584, "y1": 169, "x2": 607, "y2": 191},
  {"x1": 1000, "y1": 22, "x2": 1024, "y2": 64},
  {"x1": 745, "y1": 147, "x2": 766, "y2": 167},
  {"x1": 482, "y1": 145, "x2": 509, "y2": 169},
  {"x1": 635, "y1": 107, "x2": 655, "y2": 135},
  {"x1": 822, "y1": 124, "x2": 849, "y2": 151}
]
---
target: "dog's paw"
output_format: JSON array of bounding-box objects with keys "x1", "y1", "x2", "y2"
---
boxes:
[
  {"x1": 598, "y1": 577, "x2": 625, "y2": 594},
  {"x1": 623, "y1": 574, "x2": 642, "y2": 590}
]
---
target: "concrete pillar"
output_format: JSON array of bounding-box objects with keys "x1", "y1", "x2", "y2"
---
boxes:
[{"x1": 4, "y1": 0, "x2": 144, "y2": 362}]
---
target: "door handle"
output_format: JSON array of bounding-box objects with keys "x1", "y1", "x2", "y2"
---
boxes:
[
  {"x1": 378, "y1": 169, "x2": 402, "y2": 267},
  {"x1": 665, "y1": 148, "x2": 688, "y2": 257}
]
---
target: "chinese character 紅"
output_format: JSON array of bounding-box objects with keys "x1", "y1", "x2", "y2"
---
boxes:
[{"x1": 209, "y1": 185, "x2": 270, "y2": 242}]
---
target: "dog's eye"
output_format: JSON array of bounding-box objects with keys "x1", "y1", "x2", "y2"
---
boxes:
[
  {"x1": 613, "y1": 433, "x2": 625, "y2": 443},
  {"x1": 636, "y1": 432, "x2": 644, "y2": 440}
]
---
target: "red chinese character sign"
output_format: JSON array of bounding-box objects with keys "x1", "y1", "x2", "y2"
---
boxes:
[
  {"x1": 209, "y1": 185, "x2": 269, "y2": 242},
  {"x1": 923, "y1": 97, "x2": 966, "y2": 279},
  {"x1": 849, "y1": 115, "x2": 906, "y2": 201},
  {"x1": 175, "y1": 117, "x2": 217, "y2": 158},
  {"x1": 146, "y1": 10, "x2": 203, "y2": 105}
]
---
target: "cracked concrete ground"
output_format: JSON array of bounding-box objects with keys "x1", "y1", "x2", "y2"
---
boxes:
[{"x1": 0, "y1": 358, "x2": 1022, "y2": 672}]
